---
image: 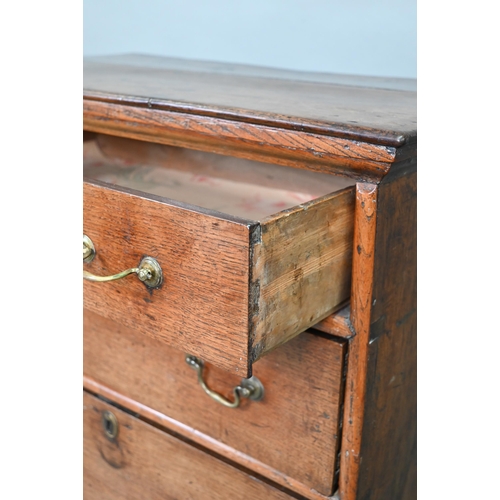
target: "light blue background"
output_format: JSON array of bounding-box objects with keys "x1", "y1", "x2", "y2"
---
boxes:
[{"x1": 84, "y1": 0, "x2": 416, "y2": 78}]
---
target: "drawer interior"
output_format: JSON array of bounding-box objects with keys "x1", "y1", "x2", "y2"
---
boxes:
[{"x1": 84, "y1": 134, "x2": 354, "y2": 221}]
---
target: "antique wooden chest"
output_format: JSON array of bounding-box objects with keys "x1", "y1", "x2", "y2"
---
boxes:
[{"x1": 83, "y1": 55, "x2": 416, "y2": 500}]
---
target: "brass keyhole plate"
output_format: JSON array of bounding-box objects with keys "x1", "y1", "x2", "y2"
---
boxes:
[{"x1": 102, "y1": 410, "x2": 119, "y2": 440}]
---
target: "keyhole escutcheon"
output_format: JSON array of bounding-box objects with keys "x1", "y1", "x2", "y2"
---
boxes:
[{"x1": 102, "y1": 410, "x2": 119, "y2": 440}]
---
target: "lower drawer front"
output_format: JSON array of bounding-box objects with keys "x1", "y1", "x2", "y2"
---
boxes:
[
  {"x1": 84, "y1": 310, "x2": 346, "y2": 496},
  {"x1": 84, "y1": 392, "x2": 292, "y2": 500}
]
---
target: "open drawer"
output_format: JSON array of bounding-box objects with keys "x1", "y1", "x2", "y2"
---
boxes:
[{"x1": 83, "y1": 134, "x2": 355, "y2": 375}]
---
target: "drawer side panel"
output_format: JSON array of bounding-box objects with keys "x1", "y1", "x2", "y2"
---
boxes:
[{"x1": 251, "y1": 188, "x2": 355, "y2": 361}]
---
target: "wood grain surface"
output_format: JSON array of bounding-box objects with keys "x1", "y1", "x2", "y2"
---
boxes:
[
  {"x1": 355, "y1": 170, "x2": 417, "y2": 500},
  {"x1": 83, "y1": 180, "x2": 252, "y2": 374},
  {"x1": 83, "y1": 176, "x2": 353, "y2": 375},
  {"x1": 252, "y1": 189, "x2": 355, "y2": 361},
  {"x1": 84, "y1": 378, "x2": 332, "y2": 500},
  {"x1": 84, "y1": 309, "x2": 346, "y2": 496},
  {"x1": 84, "y1": 55, "x2": 417, "y2": 146},
  {"x1": 85, "y1": 54, "x2": 416, "y2": 90},
  {"x1": 83, "y1": 99, "x2": 398, "y2": 182},
  {"x1": 83, "y1": 391, "x2": 296, "y2": 500},
  {"x1": 338, "y1": 171, "x2": 417, "y2": 500},
  {"x1": 338, "y1": 183, "x2": 378, "y2": 500},
  {"x1": 313, "y1": 304, "x2": 353, "y2": 339}
]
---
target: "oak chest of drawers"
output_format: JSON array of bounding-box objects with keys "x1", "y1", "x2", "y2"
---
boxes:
[{"x1": 83, "y1": 55, "x2": 417, "y2": 500}]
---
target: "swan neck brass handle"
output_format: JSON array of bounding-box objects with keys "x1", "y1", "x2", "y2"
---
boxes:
[
  {"x1": 185, "y1": 354, "x2": 264, "y2": 409},
  {"x1": 83, "y1": 235, "x2": 163, "y2": 288}
]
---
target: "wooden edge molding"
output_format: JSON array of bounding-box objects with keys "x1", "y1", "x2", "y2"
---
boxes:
[
  {"x1": 312, "y1": 303, "x2": 353, "y2": 339},
  {"x1": 83, "y1": 99, "x2": 395, "y2": 182},
  {"x1": 83, "y1": 376, "x2": 331, "y2": 500},
  {"x1": 338, "y1": 183, "x2": 378, "y2": 500},
  {"x1": 83, "y1": 89, "x2": 411, "y2": 148}
]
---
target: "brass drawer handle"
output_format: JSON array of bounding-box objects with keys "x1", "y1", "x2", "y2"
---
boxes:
[
  {"x1": 83, "y1": 235, "x2": 163, "y2": 288},
  {"x1": 185, "y1": 355, "x2": 264, "y2": 408}
]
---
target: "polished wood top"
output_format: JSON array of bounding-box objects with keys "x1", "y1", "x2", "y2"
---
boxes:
[{"x1": 84, "y1": 54, "x2": 416, "y2": 148}]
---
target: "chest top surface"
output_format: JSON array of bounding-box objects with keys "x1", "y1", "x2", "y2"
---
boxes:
[{"x1": 83, "y1": 54, "x2": 417, "y2": 181}]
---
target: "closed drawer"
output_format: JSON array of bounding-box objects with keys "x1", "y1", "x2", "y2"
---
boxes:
[
  {"x1": 84, "y1": 391, "x2": 293, "y2": 500},
  {"x1": 83, "y1": 134, "x2": 354, "y2": 375},
  {"x1": 84, "y1": 309, "x2": 346, "y2": 496}
]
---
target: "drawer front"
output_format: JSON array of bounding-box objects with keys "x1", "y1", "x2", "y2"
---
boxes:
[
  {"x1": 83, "y1": 178, "x2": 354, "y2": 376},
  {"x1": 84, "y1": 391, "x2": 292, "y2": 500},
  {"x1": 84, "y1": 179, "x2": 251, "y2": 374},
  {"x1": 84, "y1": 310, "x2": 346, "y2": 496}
]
